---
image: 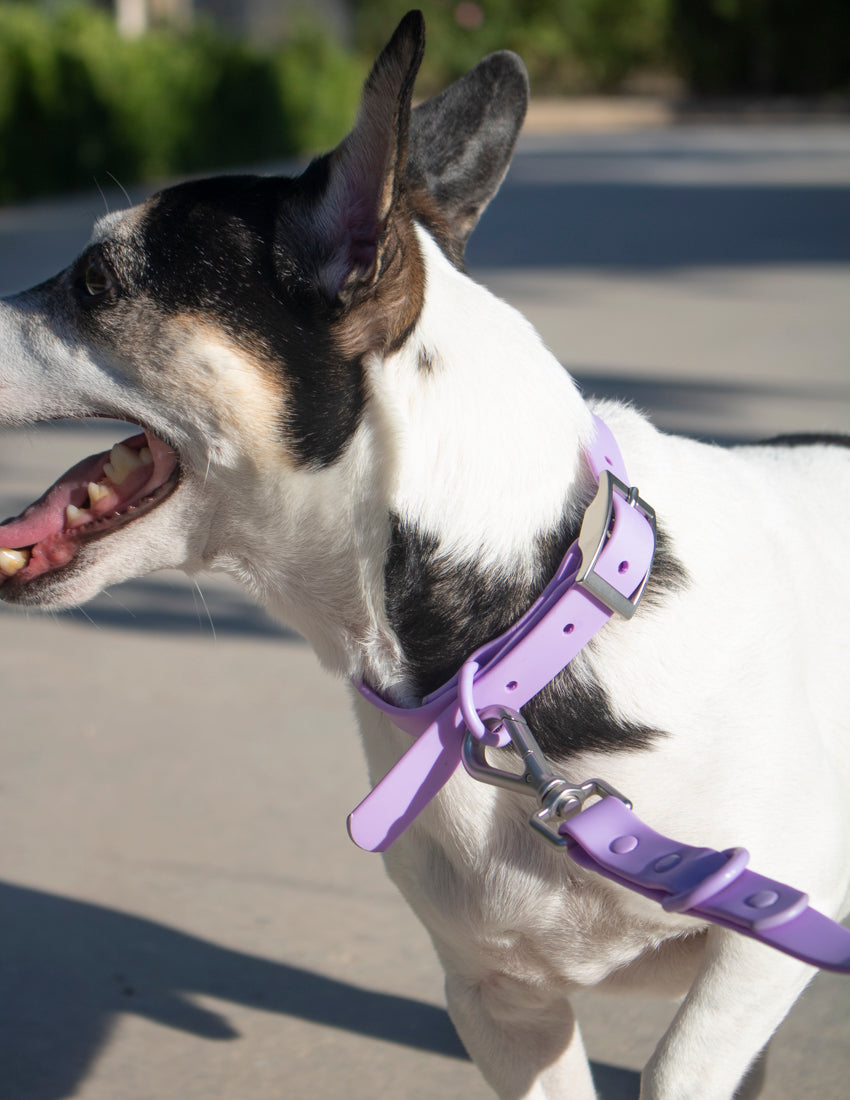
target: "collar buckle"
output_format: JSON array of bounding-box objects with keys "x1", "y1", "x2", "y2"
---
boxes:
[{"x1": 575, "y1": 470, "x2": 657, "y2": 619}]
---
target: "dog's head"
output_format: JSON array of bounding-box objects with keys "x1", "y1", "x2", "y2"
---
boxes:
[{"x1": 0, "y1": 12, "x2": 528, "y2": 626}]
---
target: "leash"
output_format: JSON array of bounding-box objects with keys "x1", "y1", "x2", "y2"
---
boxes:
[
  {"x1": 465, "y1": 708, "x2": 850, "y2": 972},
  {"x1": 348, "y1": 416, "x2": 850, "y2": 973}
]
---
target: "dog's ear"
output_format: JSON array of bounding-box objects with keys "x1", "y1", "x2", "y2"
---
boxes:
[
  {"x1": 407, "y1": 50, "x2": 529, "y2": 253},
  {"x1": 299, "y1": 10, "x2": 425, "y2": 305}
]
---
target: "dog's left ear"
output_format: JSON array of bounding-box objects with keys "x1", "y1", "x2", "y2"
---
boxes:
[
  {"x1": 407, "y1": 50, "x2": 529, "y2": 256},
  {"x1": 299, "y1": 10, "x2": 425, "y2": 305}
]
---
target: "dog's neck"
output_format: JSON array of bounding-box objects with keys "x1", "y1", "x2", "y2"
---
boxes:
[{"x1": 219, "y1": 229, "x2": 595, "y2": 696}]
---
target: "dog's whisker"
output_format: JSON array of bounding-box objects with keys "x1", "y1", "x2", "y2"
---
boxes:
[
  {"x1": 192, "y1": 580, "x2": 217, "y2": 641},
  {"x1": 71, "y1": 604, "x2": 100, "y2": 630},
  {"x1": 94, "y1": 178, "x2": 109, "y2": 216},
  {"x1": 100, "y1": 587, "x2": 137, "y2": 621},
  {"x1": 106, "y1": 172, "x2": 133, "y2": 210}
]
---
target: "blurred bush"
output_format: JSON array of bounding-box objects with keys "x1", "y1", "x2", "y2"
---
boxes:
[
  {"x1": 355, "y1": 0, "x2": 850, "y2": 97},
  {"x1": 355, "y1": 0, "x2": 670, "y2": 94},
  {"x1": 1, "y1": 2, "x2": 848, "y2": 203},
  {"x1": 0, "y1": 3, "x2": 362, "y2": 202}
]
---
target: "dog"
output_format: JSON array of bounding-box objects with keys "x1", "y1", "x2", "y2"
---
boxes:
[{"x1": 1, "y1": 11, "x2": 848, "y2": 1098}]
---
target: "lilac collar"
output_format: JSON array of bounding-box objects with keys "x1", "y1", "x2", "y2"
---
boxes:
[{"x1": 348, "y1": 415, "x2": 655, "y2": 851}]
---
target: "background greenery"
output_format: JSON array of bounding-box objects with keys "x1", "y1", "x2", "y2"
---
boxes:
[
  {"x1": 355, "y1": 0, "x2": 850, "y2": 96},
  {"x1": 0, "y1": 3, "x2": 363, "y2": 201},
  {"x1": 355, "y1": 0, "x2": 671, "y2": 95},
  {"x1": 0, "y1": 1, "x2": 848, "y2": 203}
]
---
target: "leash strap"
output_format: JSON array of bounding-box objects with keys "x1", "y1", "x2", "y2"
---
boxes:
[
  {"x1": 348, "y1": 416, "x2": 654, "y2": 852},
  {"x1": 562, "y1": 797, "x2": 850, "y2": 973}
]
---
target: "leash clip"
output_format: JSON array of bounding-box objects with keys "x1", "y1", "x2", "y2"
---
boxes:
[{"x1": 461, "y1": 707, "x2": 631, "y2": 848}]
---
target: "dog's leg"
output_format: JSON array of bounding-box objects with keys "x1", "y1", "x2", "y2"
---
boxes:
[
  {"x1": 640, "y1": 929, "x2": 812, "y2": 1100},
  {"x1": 445, "y1": 971, "x2": 598, "y2": 1100},
  {"x1": 733, "y1": 1045, "x2": 769, "y2": 1100}
]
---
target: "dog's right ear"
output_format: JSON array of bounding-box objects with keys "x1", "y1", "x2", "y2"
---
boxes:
[{"x1": 407, "y1": 50, "x2": 529, "y2": 258}]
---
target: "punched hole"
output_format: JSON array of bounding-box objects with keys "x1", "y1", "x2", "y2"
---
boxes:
[
  {"x1": 618, "y1": 561, "x2": 629, "y2": 574},
  {"x1": 563, "y1": 623, "x2": 575, "y2": 634},
  {"x1": 506, "y1": 681, "x2": 518, "y2": 692}
]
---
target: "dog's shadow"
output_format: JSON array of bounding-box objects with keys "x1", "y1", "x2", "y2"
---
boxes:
[
  {"x1": 0, "y1": 879, "x2": 466, "y2": 1098},
  {"x1": 0, "y1": 880, "x2": 640, "y2": 1099}
]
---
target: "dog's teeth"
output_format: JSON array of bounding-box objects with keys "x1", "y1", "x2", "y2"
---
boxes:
[
  {"x1": 65, "y1": 504, "x2": 91, "y2": 528},
  {"x1": 138, "y1": 447, "x2": 153, "y2": 465},
  {"x1": 87, "y1": 481, "x2": 111, "y2": 505},
  {"x1": 0, "y1": 548, "x2": 30, "y2": 575},
  {"x1": 104, "y1": 442, "x2": 144, "y2": 485}
]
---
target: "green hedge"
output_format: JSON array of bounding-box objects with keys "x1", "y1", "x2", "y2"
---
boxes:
[
  {"x1": 0, "y1": 3, "x2": 363, "y2": 203},
  {"x1": 355, "y1": 0, "x2": 850, "y2": 97},
  {"x1": 355, "y1": 0, "x2": 670, "y2": 94},
  {"x1": 2, "y1": 2, "x2": 848, "y2": 203}
]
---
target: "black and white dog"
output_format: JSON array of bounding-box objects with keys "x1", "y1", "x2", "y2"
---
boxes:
[{"x1": 1, "y1": 12, "x2": 848, "y2": 1098}]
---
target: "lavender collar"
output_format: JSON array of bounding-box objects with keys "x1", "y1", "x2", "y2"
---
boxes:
[
  {"x1": 348, "y1": 416, "x2": 850, "y2": 973},
  {"x1": 348, "y1": 415, "x2": 654, "y2": 852}
]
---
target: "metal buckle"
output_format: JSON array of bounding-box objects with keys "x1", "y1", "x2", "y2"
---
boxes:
[
  {"x1": 461, "y1": 708, "x2": 631, "y2": 848},
  {"x1": 575, "y1": 470, "x2": 656, "y2": 620}
]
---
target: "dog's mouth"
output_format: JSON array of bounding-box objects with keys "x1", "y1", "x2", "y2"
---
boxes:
[{"x1": 0, "y1": 428, "x2": 180, "y2": 589}]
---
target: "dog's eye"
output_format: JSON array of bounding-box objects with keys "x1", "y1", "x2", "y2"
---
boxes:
[{"x1": 80, "y1": 258, "x2": 115, "y2": 300}]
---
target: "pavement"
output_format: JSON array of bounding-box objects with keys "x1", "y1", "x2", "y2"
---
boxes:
[{"x1": 1, "y1": 116, "x2": 849, "y2": 1099}]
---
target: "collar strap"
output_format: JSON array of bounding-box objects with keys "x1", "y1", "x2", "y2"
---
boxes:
[{"x1": 348, "y1": 416, "x2": 656, "y2": 852}]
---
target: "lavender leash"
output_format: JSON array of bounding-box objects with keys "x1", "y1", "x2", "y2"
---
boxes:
[{"x1": 562, "y1": 798, "x2": 850, "y2": 972}]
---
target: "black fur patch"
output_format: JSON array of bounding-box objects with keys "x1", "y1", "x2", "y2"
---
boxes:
[
  {"x1": 417, "y1": 347, "x2": 437, "y2": 372},
  {"x1": 384, "y1": 511, "x2": 687, "y2": 760},
  {"x1": 757, "y1": 433, "x2": 850, "y2": 448},
  {"x1": 137, "y1": 174, "x2": 367, "y2": 468}
]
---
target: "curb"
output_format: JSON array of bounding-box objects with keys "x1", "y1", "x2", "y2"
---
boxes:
[{"x1": 524, "y1": 95, "x2": 850, "y2": 133}]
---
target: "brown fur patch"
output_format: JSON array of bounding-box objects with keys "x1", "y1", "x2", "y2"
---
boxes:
[
  {"x1": 331, "y1": 193, "x2": 426, "y2": 360},
  {"x1": 130, "y1": 313, "x2": 289, "y2": 462},
  {"x1": 404, "y1": 177, "x2": 466, "y2": 270}
]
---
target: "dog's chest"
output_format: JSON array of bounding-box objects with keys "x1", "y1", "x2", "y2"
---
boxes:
[{"x1": 372, "y1": 761, "x2": 693, "y2": 991}]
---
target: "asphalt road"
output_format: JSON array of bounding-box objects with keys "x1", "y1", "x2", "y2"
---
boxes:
[{"x1": 1, "y1": 121, "x2": 849, "y2": 1099}]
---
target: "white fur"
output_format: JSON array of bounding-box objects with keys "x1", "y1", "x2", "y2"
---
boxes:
[
  {"x1": 374, "y1": 230, "x2": 594, "y2": 568},
  {"x1": 1, "y1": 203, "x2": 849, "y2": 1100}
]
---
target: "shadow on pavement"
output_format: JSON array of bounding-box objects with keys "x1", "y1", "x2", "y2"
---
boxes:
[
  {"x1": 0, "y1": 880, "x2": 638, "y2": 1100},
  {"x1": 467, "y1": 179, "x2": 850, "y2": 271},
  {"x1": 572, "y1": 369, "x2": 850, "y2": 443},
  {"x1": 57, "y1": 577, "x2": 298, "y2": 641},
  {"x1": 0, "y1": 880, "x2": 467, "y2": 1100},
  {"x1": 592, "y1": 1063, "x2": 642, "y2": 1099}
]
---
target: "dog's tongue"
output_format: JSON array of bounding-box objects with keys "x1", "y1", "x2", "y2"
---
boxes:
[
  {"x1": 0, "y1": 431, "x2": 176, "y2": 549},
  {"x1": 0, "y1": 452, "x2": 110, "y2": 548}
]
